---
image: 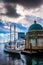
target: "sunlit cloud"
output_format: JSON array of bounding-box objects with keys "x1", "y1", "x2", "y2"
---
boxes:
[{"x1": 4, "y1": 26, "x2": 10, "y2": 29}]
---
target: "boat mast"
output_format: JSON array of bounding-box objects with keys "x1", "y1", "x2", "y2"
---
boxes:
[
  {"x1": 14, "y1": 24, "x2": 16, "y2": 44},
  {"x1": 10, "y1": 25, "x2": 11, "y2": 44}
]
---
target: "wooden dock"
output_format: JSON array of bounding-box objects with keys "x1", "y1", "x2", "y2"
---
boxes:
[
  {"x1": 21, "y1": 50, "x2": 37, "y2": 54},
  {"x1": 4, "y1": 48, "x2": 43, "y2": 56}
]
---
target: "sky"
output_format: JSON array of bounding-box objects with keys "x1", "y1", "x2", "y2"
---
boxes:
[{"x1": 0, "y1": 0, "x2": 43, "y2": 43}]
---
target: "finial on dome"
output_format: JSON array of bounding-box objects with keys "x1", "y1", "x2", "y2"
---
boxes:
[{"x1": 34, "y1": 20, "x2": 36, "y2": 24}]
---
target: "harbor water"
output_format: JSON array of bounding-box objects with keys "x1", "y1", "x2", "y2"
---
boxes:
[{"x1": 0, "y1": 43, "x2": 43, "y2": 65}]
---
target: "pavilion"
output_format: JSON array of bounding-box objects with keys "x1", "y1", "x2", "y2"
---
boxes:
[{"x1": 25, "y1": 21, "x2": 43, "y2": 51}]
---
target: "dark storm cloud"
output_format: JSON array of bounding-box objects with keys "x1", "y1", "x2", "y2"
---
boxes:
[
  {"x1": 0, "y1": 3, "x2": 20, "y2": 18},
  {"x1": 1, "y1": 0, "x2": 43, "y2": 18},
  {"x1": 4, "y1": 0, "x2": 43, "y2": 8},
  {"x1": 5, "y1": 4, "x2": 20, "y2": 17}
]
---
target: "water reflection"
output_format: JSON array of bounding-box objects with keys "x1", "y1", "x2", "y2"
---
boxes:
[
  {"x1": 4, "y1": 53, "x2": 43, "y2": 65},
  {"x1": 32, "y1": 57, "x2": 43, "y2": 65},
  {"x1": 0, "y1": 43, "x2": 43, "y2": 65},
  {"x1": 25, "y1": 55, "x2": 32, "y2": 65}
]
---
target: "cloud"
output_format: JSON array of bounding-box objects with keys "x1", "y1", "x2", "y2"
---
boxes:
[
  {"x1": 4, "y1": 0, "x2": 43, "y2": 8},
  {"x1": 5, "y1": 4, "x2": 20, "y2": 17},
  {"x1": 0, "y1": 0, "x2": 43, "y2": 21},
  {"x1": 0, "y1": 19, "x2": 27, "y2": 34},
  {"x1": 0, "y1": 3, "x2": 20, "y2": 18},
  {"x1": 16, "y1": 15, "x2": 43, "y2": 30},
  {"x1": 0, "y1": 33, "x2": 10, "y2": 43},
  {"x1": 0, "y1": 0, "x2": 43, "y2": 18},
  {"x1": 0, "y1": 33, "x2": 4, "y2": 37},
  {"x1": 36, "y1": 17, "x2": 43, "y2": 26}
]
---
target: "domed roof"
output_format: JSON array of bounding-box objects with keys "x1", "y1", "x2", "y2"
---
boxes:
[{"x1": 29, "y1": 21, "x2": 42, "y2": 31}]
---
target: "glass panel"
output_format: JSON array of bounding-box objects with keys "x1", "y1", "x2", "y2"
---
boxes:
[{"x1": 30, "y1": 39, "x2": 36, "y2": 46}]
